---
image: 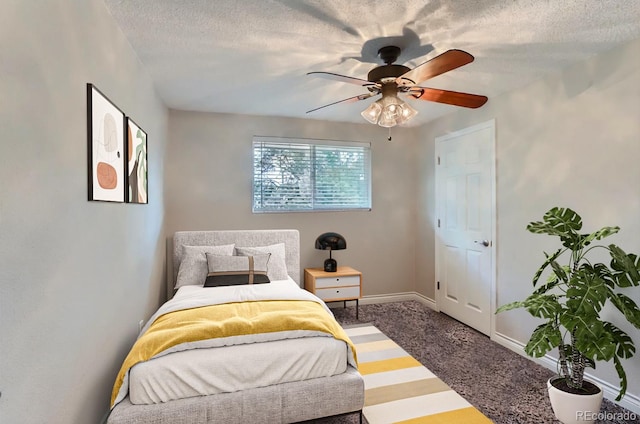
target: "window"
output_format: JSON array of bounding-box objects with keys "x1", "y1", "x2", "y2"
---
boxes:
[{"x1": 252, "y1": 137, "x2": 371, "y2": 212}]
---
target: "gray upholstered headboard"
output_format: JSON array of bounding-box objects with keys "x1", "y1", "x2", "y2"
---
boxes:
[{"x1": 169, "y1": 229, "x2": 300, "y2": 299}]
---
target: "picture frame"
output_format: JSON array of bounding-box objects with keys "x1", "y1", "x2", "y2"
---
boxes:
[
  {"x1": 87, "y1": 83, "x2": 126, "y2": 202},
  {"x1": 125, "y1": 117, "x2": 148, "y2": 204}
]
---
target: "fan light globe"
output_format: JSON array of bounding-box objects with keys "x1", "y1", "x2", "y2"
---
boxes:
[
  {"x1": 361, "y1": 102, "x2": 382, "y2": 124},
  {"x1": 399, "y1": 102, "x2": 418, "y2": 120}
]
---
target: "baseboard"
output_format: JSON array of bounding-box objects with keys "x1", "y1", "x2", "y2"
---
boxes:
[
  {"x1": 326, "y1": 291, "x2": 437, "y2": 311},
  {"x1": 492, "y1": 331, "x2": 640, "y2": 416},
  {"x1": 360, "y1": 291, "x2": 438, "y2": 310}
]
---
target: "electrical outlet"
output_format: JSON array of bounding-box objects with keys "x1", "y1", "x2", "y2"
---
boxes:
[{"x1": 138, "y1": 320, "x2": 144, "y2": 333}]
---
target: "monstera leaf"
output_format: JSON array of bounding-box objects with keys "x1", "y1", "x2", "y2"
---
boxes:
[
  {"x1": 609, "y1": 247, "x2": 640, "y2": 288},
  {"x1": 526, "y1": 207, "x2": 583, "y2": 248},
  {"x1": 525, "y1": 322, "x2": 562, "y2": 358}
]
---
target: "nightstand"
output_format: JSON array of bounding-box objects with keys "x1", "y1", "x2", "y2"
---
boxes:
[{"x1": 304, "y1": 266, "x2": 362, "y2": 319}]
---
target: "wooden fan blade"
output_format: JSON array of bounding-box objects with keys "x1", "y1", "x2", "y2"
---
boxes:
[
  {"x1": 306, "y1": 93, "x2": 375, "y2": 114},
  {"x1": 307, "y1": 71, "x2": 376, "y2": 87},
  {"x1": 409, "y1": 87, "x2": 487, "y2": 108},
  {"x1": 397, "y1": 49, "x2": 475, "y2": 87}
]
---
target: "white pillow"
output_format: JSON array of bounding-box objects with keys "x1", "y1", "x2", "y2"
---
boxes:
[
  {"x1": 235, "y1": 243, "x2": 288, "y2": 281},
  {"x1": 175, "y1": 244, "x2": 235, "y2": 288}
]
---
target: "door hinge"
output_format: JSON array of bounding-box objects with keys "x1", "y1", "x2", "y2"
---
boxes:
[
  {"x1": 437, "y1": 219, "x2": 440, "y2": 228},
  {"x1": 437, "y1": 281, "x2": 440, "y2": 290},
  {"x1": 437, "y1": 156, "x2": 441, "y2": 165}
]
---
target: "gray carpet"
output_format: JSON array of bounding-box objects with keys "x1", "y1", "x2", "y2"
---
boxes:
[{"x1": 302, "y1": 301, "x2": 639, "y2": 424}]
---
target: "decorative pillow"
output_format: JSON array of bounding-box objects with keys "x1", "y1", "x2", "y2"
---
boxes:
[
  {"x1": 204, "y1": 253, "x2": 271, "y2": 287},
  {"x1": 175, "y1": 244, "x2": 235, "y2": 288},
  {"x1": 235, "y1": 243, "x2": 288, "y2": 281}
]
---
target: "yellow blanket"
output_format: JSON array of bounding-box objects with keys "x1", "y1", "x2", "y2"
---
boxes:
[{"x1": 111, "y1": 300, "x2": 357, "y2": 407}]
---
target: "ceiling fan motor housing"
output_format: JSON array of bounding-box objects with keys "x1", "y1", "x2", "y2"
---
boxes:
[
  {"x1": 367, "y1": 64, "x2": 411, "y2": 83},
  {"x1": 367, "y1": 45, "x2": 411, "y2": 83}
]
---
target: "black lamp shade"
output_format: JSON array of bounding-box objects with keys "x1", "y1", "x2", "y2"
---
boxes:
[
  {"x1": 315, "y1": 232, "x2": 346, "y2": 272},
  {"x1": 315, "y1": 232, "x2": 347, "y2": 251}
]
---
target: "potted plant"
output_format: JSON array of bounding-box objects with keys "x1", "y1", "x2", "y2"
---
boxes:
[{"x1": 497, "y1": 207, "x2": 640, "y2": 424}]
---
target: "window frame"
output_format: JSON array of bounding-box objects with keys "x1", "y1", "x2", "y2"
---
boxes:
[{"x1": 252, "y1": 136, "x2": 372, "y2": 213}]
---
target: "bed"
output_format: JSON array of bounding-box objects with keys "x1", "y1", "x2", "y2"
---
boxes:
[{"x1": 107, "y1": 229, "x2": 364, "y2": 424}]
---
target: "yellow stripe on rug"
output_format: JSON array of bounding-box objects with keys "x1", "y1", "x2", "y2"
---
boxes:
[
  {"x1": 395, "y1": 407, "x2": 493, "y2": 424},
  {"x1": 344, "y1": 325, "x2": 493, "y2": 424},
  {"x1": 358, "y1": 356, "x2": 422, "y2": 375}
]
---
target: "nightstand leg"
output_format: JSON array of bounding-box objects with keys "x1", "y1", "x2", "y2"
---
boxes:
[{"x1": 356, "y1": 299, "x2": 359, "y2": 320}]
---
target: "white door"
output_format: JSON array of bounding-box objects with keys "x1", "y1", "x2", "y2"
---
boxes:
[{"x1": 435, "y1": 120, "x2": 495, "y2": 336}]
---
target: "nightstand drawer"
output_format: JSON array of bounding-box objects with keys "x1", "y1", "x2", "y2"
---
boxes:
[
  {"x1": 315, "y1": 275, "x2": 360, "y2": 288},
  {"x1": 316, "y1": 286, "x2": 360, "y2": 301}
]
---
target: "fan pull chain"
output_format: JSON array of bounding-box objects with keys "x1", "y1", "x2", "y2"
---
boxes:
[{"x1": 387, "y1": 127, "x2": 392, "y2": 142}]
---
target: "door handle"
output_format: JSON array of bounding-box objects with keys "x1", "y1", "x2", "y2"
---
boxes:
[{"x1": 474, "y1": 240, "x2": 490, "y2": 247}]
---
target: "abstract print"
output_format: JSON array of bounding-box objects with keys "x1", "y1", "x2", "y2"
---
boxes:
[{"x1": 126, "y1": 118, "x2": 147, "y2": 204}]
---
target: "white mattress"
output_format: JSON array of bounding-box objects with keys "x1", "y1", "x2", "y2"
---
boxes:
[
  {"x1": 129, "y1": 335, "x2": 347, "y2": 404},
  {"x1": 128, "y1": 280, "x2": 349, "y2": 405}
]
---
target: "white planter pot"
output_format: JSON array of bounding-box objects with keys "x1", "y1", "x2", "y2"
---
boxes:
[{"x1": 547, "y1": 378, "x2": 604, "y2": 424}]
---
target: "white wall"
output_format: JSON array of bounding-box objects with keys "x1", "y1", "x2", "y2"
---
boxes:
[
  {"x1": 417, "y1": 38, "x2": 640, "y2": 406},
  {"x1": 0, "y1": 1, "x2": 168, "y2": 423},
  {"x1": 165, "y1": 111, "x2": 419, "y2": 297}
]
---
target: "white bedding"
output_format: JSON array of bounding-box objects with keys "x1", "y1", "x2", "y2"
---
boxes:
[
  {"x1": 129, "y1": 334, "x2": 348, "y2": 404},
  {"x1": 119, "y1": 279, "x2": 355, "y2": 406}
]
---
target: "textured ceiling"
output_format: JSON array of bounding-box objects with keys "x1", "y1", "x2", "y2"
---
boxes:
[{"x1": 104, "y1": 0, "x2": 640, "y2": 126}]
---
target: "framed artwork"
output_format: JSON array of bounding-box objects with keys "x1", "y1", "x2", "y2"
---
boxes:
[
  {"x1": 87, "y1": 83, "x2": 125, "y2": 202},
  {"x1": 126, "y1": 118, "x2": 148, "y2": 204}
]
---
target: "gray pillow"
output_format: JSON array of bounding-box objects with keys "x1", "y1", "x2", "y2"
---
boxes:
[
  {"x1": 204, "y1": 253, "x2": 271, "y2": 286},
  {"x1": 235, "y1": 243, "x2": 288, "y2": 281},
  {"x1": 175, "y1": 244, "x2": 235, "y2": 288}
]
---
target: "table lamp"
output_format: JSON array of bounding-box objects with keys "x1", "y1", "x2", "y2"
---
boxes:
[{"x1": 315, "y1": 232, "x2": 347, "y2": 272}]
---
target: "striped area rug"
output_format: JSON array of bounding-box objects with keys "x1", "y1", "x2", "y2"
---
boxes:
[{"x1": 344, "y1": 324, "x2": 493, "y2": 424}]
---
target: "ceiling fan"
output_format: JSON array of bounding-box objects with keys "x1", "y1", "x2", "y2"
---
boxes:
[{"x1": 307, "y1": 46, "x2": 488, "y2": 127}]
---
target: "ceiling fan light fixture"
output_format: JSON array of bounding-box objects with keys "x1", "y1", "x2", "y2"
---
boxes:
[{"x1": 361, "y1": 94, "x2": 418, "y2": 128}]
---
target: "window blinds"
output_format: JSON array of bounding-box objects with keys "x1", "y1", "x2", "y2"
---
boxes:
[{"x1": 252, "y1": 137, "x2": 371, "y2": 212}]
